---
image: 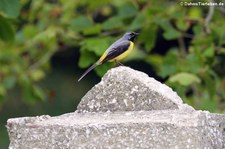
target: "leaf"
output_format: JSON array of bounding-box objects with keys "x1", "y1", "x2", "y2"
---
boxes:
[
  {"x1": 186, "y1": 53, "x2": 203, "y2": 73},
  {"x1": 78, "y1": 50, "x2": 97, "y2": 68},
  {"x1": 139, "y1": 25, "x2": 158, "y2": 51},
  {"x1": 0, "y1": 85, "x2": 6, "y2": 96},
  {"x1": 170, "y1": 9, "x2": 185, "y2": 19},
  {"x1": 80, "y1": 37, "x2": 112, "y2": 56},
  {"x1": 118, "y1": 3, "x2": 138, "y2": 18},
  {"x1": 163, "y1": 29, "x2": 181, "y2": 40},
  {"x1": 188, "y1": 7, "x2": 202, "y2": 20},
  {"x1": 29, "y1": 69, "x2": 45, "y2": 81},
  {"x1": 21, "y1": 81, "x2": 34, "y2": 104},
  {"x1": 23, "y1": 25, "x2": 39, "y2": 39},
  {"x1": 3, "y1": 76, "x2": 16, "y2": 89},
  {"x1": 156, "y1": 19, "x2": 181, "y2": 40},
  {"x1": 124, "y1": 47, "x2": 146, "y2": 61},
  {"x1": 95, "y1": 63, "x2": 113, "y2": 77},
  {"x1": 0, "y1": 84, "x2": 6, "y2": 102},
  {"x1": 204, "y1": 73, "x2": 216, "y2": 99},
  {"x1": 83, "y1": 24, "x2": 101, "y2": 35},
  {"x1": 145, "y1": 54, "x2": 163, "y2": 70},
  {"x1": 21, "y1": 80, "x2": 45, "y2": 104},
  {"x1": 159, "y1": 65, "x2": 177, "y2": 78},
  {"x1": 129, "y1": 12, "x2": 145, "y2": 30},
  {"x1": 191, "y1": 35, "x2": 213, "y2": 46},
  {"x1": 32, "y1": 85, "x2": 45, "y2": 101},
  {"x1": 33, "y1": 27, "x2": 56, "y2": 42},
  {"x1": 168, "y1": 72, "x2": 201, "y2": 86},
  {"x1": 158, "y1": 50, "x2": 179, "y2": 77},
  {"x1": 85, "y1": 0, "x2": 110, "y2": 10},
  {"x1": 102, "y1": 17, "x2": 123, "y2": 30},
  {"x1": 0, "y1": 0, "x2": 21, "y2": 18},
  {"x1": 203, "y1": 46, "x2": 214, "y2": 58},
  {"x1": 176, "y1": 18, "x2": 190, "y2": 31},
  {"x1": 193, "y1": 24, "x2": 203, "y2": 35},
  {"x1": 211, "y1": 23, "x2": 225, "y2": 45},
  {"x1": 164, "y1": 50, "x2": 179, "y2": 65},
  {"x1": 200, "y1": 91, "x2": 217, "y2": 112},
  {"x1": 0, "y1": 16, "x2": 15, "y2": 42},
  {"x1": 70, "y1": 16, "x2": 93, "y2": 32}
]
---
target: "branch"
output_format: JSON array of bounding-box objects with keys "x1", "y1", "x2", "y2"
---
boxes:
[
  {"x1": 204, "y1": 0, "x2": 215, "y2": 34},
  {"x1": 178, "y1": 36, "x2": 186, "y2": 57}
]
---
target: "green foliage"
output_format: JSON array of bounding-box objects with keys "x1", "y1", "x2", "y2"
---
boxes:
[
  {"x1": 0, "y1": 0, "x2": 21, "y2": 18},
  {"x1": 0, "y1": 0, "x2": 224, "y2": 113},
  {"x1": 0, "y1": 16, "x2": 15, "y2": 41},
  {"x1": 70, "y1": 16, "x2": 93, "y2": 32},
  {"x1": 168, "y1": 72, "x2": 201, "y2": 86}
]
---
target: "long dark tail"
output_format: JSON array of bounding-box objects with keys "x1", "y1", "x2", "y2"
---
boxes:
[{"x1": 78, "y1": 62, "x2": 100, "y2": 82}]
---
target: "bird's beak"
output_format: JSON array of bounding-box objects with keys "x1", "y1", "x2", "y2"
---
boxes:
[{"x1": 134, "y1": 32, "x2": 140, "y2": 36}]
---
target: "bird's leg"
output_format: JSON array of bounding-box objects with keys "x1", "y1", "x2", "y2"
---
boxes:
[
  {"x1": 115, "y1": 61, "x2": 124, "y2": 66},
  {"x1": 118, "y1": 61, "x2": 124, "y2": 66}
]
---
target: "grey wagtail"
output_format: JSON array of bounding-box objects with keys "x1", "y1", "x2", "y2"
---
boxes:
[{"x1": 78, "y1": 32, "x2": 139, "y2": 81}]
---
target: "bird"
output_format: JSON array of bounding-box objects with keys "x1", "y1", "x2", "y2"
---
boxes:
[{"x1": 78, "y1": 32, "x2": 139, "y2": 81}]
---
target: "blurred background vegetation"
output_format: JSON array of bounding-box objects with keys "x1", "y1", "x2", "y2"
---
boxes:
[{"x1": 0, "y1": 0, "x2": 225, "y2": 147}]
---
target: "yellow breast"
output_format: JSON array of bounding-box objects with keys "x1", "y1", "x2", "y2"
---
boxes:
[{"x1": 109, "y1": 41, "x2": 134, "y2": 62}]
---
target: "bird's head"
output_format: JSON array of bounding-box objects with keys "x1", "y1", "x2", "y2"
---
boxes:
[{"x1": 123, "y1": 32, "x2": 139, "y2": 41}]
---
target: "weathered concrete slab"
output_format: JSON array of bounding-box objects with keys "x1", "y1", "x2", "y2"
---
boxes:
[
  {"x1": 6, "y1": 66, "x2": 225, "y2": 148},
  {"x1": 7, "y1": 111, "x2": 225, "y2": 149},
  {"x1": 77, "y1": 66, "x2": 193, "y2": 113}
]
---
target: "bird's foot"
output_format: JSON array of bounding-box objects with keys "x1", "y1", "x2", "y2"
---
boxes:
[{"x1": 116, "y1": 61, "x2": 124, "y2": 66}]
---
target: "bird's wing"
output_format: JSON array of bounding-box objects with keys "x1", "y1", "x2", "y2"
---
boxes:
[{"x1": 100, "y1": 40, "x2": 130, "y2": 63}]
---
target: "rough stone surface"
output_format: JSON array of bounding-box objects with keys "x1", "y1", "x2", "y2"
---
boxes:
[
  {"x1": 7, "y1": 111, "x2": 225, "y2": 149},
  {"x1": 6, "y1": 66, "x2": 225, "y2": 148},
  {"x1": 77, "y1": 66, "x2": 194, "y2": 113}
]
